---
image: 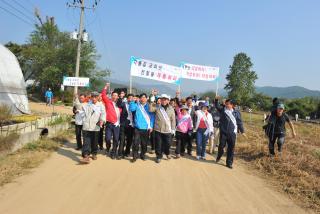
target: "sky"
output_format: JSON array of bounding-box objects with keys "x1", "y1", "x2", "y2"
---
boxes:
[{"x1": 0, "y1": 0, "x2": 319, "y2": 93}]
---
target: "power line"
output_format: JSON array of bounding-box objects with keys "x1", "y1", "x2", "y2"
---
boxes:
[
  {"x1": 11, "y1": 0, "x2": 34, "y2": 16},
  {"x1": 0, "y1": 5, "x2": 33, "y2": 26},
  {"x1": 0, "y1": 0, "x2": 35, "y2": 23}
]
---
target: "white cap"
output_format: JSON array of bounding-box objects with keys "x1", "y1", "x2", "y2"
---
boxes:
[{"x1": 159, "y1": 94, "x2": 170, "y2": 100}]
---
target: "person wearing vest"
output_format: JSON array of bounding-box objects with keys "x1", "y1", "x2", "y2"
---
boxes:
[
  {"x1": 186, "y1": 96, "x2": 197, "y2": 155},
  {"x1": 118, "y1": 93, "x2": 135, "y2": 158},
  {"x1": 73, "y1": 93, "x2": 87, "y2": 150},
  {"x1": 175, "y1": 105, "x2": 193, "y2": 158},
  {"x1": 149, "y1": 89, "x2": 160, "y2": 154},
  {"x1": 97, "y1": 94, "x2": 105, "y2": 150},
  {"x1": 101, "y1": 83, "x2": 122, "y2": 160},
  {"x1": 215, "y1": 97, "x2": 245, "y2": 169},
  {"x1": 195, "y1": 102, "x2": 214, "y2": 160},
  {"x1": 129, "y1": 93, "x2": 155, "y2": 162},
  {"x1": 266, "y1": 103, "x2": 296, "y2": 156},
  {"x1": 149, "y1": 94, "x2": 176, "y2": 164},
  {"x1": 75, "y1": 91, "x2": 106, "y2": 164}
]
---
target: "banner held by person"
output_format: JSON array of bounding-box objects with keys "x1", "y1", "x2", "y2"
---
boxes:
[
  {"x1": 130, "y1": 56, "x2": 181, "y2": 88},
  {"x1": 180, "y1": 62, "x2": 219, "y2": 81}
]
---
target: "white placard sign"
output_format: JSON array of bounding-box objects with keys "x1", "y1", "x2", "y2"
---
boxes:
[
  {"x1": 63, "y1": 77, "x2": 90, "y2": 87},
  {"x1": 180, "y1": 62, "x2": 219, "y2": 81}
]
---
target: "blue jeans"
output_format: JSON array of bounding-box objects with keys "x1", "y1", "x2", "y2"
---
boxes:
[{"x1": 196, "y1": 128, "x2": 209, "y2": 157}]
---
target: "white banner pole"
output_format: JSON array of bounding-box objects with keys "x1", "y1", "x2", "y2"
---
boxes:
[
  {"x1": 129, "y1": 75, "x2": 133, "y2": 94},
  {"x1": 215, "y1": 79, "x2": 219, "y2": 96}
]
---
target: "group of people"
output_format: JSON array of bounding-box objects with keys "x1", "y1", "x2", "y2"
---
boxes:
[{"x1": 73, "y1": 83, "x2": 246, "y2": 169}]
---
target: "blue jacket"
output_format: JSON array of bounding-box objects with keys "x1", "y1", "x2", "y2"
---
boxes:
[
  {"x1": 45, "y1": 90, "x2": 53, "y2": 98},
  {"x1": 215, "y1": 99, "x2": 244, "y2": 135},
  {"x1": 129, "y1": 101, "x2": 155, "y2": 130}
]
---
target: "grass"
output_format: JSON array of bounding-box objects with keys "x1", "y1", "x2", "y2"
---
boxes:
[
  {"x1": 0, "y1": 129, "x2": 73, "y2": 187},
  {"x1": 48, "y1": 115, "x2": 72, "y2": 126},
  {"x1": 0, "y1": 132, "x2": 20, "y2": 152},
  {"x1": 236, "y1": 112, "x2": 320, "y2": 212}
]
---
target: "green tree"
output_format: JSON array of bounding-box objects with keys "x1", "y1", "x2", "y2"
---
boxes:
[
  {"x1": 225, "y1": 53, "x2": 258, "y2": 106},
  {"x1": 249, "y1": 92, "x2": 272, "y2": 111},
  {"x1": 6, "y1": 17, "x2": 105, "y2": 96}
]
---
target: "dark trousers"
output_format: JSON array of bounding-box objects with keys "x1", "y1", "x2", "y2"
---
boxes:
[
  {"x1": 120, "y1": 123, "x2": 134, "y2": 156},
  {"x1": 105, "y1": 122, "x2": 120, "y2": 156},
  {"x1": 75, "y1": 125, "x2": 83, "y2": 149},
  {"x1": 175, "y1": 131, "x2": 189, "y2": 155},
  {"x1": 155, "y1": 131, "x2": 172, "y2": 159},
  {"x1": 269, "y1": 134, "x2": 285, "y2": 155},
  {"x1": 149, "y1": 130, "x2": 156, "y2": 151},
  {"x1": 82, "y1": 130, "x2": 99, "y2": 157},
  {"x1": 132, "y1": 129, "x2": 149, "y2": 159},
  {"x1": 217, "y1": 132, "x2": 236, "y2": 166},
  {"x1": 98, "y1": 125, "x2": 104, "y2": 149},
  {"x1": 196, "y1": 128, "x2": 209, "y2": 157}
]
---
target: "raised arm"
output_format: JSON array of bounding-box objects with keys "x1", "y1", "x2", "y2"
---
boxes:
[
  {"x1": 101, "y1": 83, "x2": 111, "y2": 104},
  {"x1": 214, "y1": 96, "x2": 224, "y2": 112}
]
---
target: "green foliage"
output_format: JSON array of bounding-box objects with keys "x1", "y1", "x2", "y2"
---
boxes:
[
  {"x1": 48, "y1": 115, "x2": 71, "y2": 126},
  {"x1": 225, "y1": 53, "x2": 258, "y2": 106},
  {"x1": 5, "y1": 18, "x2": 110, "y2": 101},
  {"x1": 248, "y1": 93, "x2": 273, "y2": 111},
  {"x1": 285, "y1": 97, "x2": 320, "y2": 118}
]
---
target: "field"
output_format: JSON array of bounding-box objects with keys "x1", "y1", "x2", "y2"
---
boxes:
[{"x1": 236, "y1": 112, "x2": 320, "y2": 212}]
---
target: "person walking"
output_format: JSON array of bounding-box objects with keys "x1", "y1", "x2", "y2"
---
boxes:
[
  {"x1": 129, "y1": 93, "x2": 154, "y2": 162},
  {"x1": 265, "y1": 103, "x2": 296, "y2": 156},
  {"x1": 75, "y1": 92, "x2": 106, "y2": 164},
  {"x1": 73, "y1": 94, "x2": 87, "y2": 150},
  {"x1": 101, "y1": 83, "x2": 122, "y2": 159},
  {"x1": 185, "y1": 96, "x2": 197, "y2": 155},
  {"x1": 194, "y1": 102, "x2": 214, "y2": 160},
  {"x1": 45, "y1": 88, "x2": 53, "y2": 106},
  {"x1": 149, "y1": 94, "x2": 176, "y2": 163},
  {"x1": 118, "y1": 93, "x2": 135, "y2": 158},
  {"x1": 175, "y1": 105, "x2": 193, "y2": 158},
  {"x1": 97, "y1": 94, "x2": 105, "y2": 150},
  {"x1": 215, "y1": 97, "x2": 244, "y2": 169}
]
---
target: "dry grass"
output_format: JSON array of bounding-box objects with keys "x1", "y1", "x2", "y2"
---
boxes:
[
  {"x1": 0, "y1": 132, "x2": 20, "y2": 152},
  {"x1": 0, "y1": 129, "x2": 73, "y2": 186},
  {"x1": 237, "y1": 112, "x2": 320, "y2": 212}
]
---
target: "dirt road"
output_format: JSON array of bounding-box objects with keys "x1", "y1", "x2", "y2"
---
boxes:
[
  {"x1": 0, "y1": 139, "x2": 309, "y2": 214},
  {"x1": 29, "y1": 101, "x2": 73, "y2": 116}
]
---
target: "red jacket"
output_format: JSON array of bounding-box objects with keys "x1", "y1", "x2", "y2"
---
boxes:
[{"x1": 101, "y1": 88, "x2": 122, "y2": 124}]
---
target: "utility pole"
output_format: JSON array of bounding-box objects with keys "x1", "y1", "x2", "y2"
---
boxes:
[
  {"x1": 68, "y1": 0, "x2": 100, "y2": 95},
  {"x1": 74, "y1": 0, "x2": 85, "y2": 96}
]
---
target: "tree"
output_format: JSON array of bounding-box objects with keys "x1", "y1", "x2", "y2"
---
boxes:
[
  {"x1": 225, "y1": 53, "x2": 258, "y2": 106},
  {"x1": 5, "y1": 17, "x2": 105, "y2": 96},
  {"x1": 249, "y1": 92, "x2": 272, "y2": 111}
]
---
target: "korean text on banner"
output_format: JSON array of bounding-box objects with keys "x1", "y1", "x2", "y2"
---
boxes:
[
  {"x1": 180, "y1": 62, "x2": 219, "y2": 81},
  {"x1": 63, "y1": 77, "x2": 90, "y2": 87},
  {"x1": 130, "y1": 56, "x2": 181, "y2": 85}
]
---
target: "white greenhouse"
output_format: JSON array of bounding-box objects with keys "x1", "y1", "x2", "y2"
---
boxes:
[{"x1": 0, "y1": 44, "x2": 29, "y2": 114}]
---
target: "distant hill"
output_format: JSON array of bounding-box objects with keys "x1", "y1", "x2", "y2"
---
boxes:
[{"x1": 256, "y1": 86, "x2": 320, "y2": 99}]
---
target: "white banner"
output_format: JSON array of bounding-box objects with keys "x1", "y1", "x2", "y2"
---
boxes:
[
  {"x1": 63, "y1": 77, "x2": 90, "y2": 87},
  {"x1": 180, "y1": 62, "x2": 219, "y2": 81},
  {"x1": 130, "y1": 56, "x2": 181, "y2": 85}
]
